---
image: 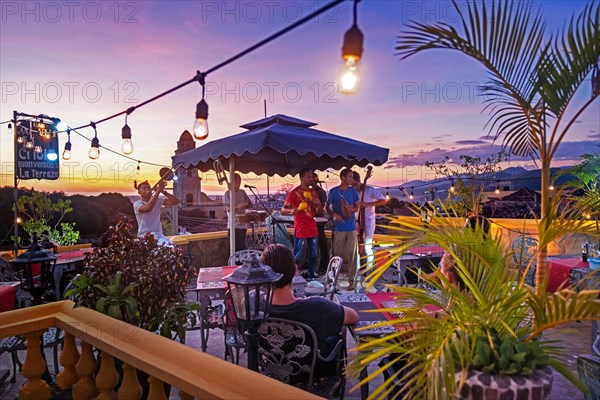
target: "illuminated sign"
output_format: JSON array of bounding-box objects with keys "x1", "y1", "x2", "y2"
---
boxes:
[{"x1": 16, "y1": 119, "x2": 60, "y2": 180}]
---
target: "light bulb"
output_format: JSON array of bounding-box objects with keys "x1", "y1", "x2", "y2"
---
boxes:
[
  {"x1": 16, "y1": 136, "x2": 24, "y2": 144},
  {"x1": 47, "y1": 148, "x2": 58, "y2": 161},
  {"x1": 193, "y1": 99, "x2": 209, "y2": 140},
  {"x1": 495, "y1": 188, "x2": 500, "y2": 194},
  {"x1": 25, "y1": 140, "x2": 34, "y2": 149},
  {"x1": 121, "y1": 123, "x2": 133, "y2": 154},
  {"x1": 385, "y1": 192, "x2": 390, "y2": 201},
  {"x1": 121, "y1": 139, "x2": 134, "y2": 154},
  {"x1": 89, "y1": 136, "x2": 100, "y2": 159},
  {"x1": 339, "y1": 57, "x2": 359, "y2": 94},
  {"x1": 34, "y1": 145, "x2": 42, "y2": 153},
  {"x1": 7, "y1": 122, "x2": 12, "y2": 135},
  {"x1": 16, "y1": 217, "x2": 22, "y2": 224},
  {"x1": 549, "y1": 184, "x2": 555, "y2": 191},
  {"x1": 62, "y1": 148, "x2": 71, "y2": 160},
  {"x1": 409, "y1": 193, "x2": 414, "y2": 200}
]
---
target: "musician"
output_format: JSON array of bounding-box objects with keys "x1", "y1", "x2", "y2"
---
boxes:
[
  {"x1": 326, "y1": 168, "x2": 360, "y2": 291},
  {"x1": 281, "y1": 168, "x2": 323, "y2": 280},
  {"x1": 313, "y1": 173, "x2": 330, "y2": 274},
  {"x1": 353, "y1": 171, "x2": 387, "y2": 269},
  {"x1": 224, "y1": 173, "x2": 253, "y2": 251},
  {"x1": 133, "y1": 179, "x2": 180, "y2": 246}
]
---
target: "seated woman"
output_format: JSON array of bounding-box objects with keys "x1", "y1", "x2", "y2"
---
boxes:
[{"x1": 260, "y1": 244, "x2": 358, "y2": 377}]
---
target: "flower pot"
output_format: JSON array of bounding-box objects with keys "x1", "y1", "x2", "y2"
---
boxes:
[{"x1": 456, "y1": 368, "x2": 553, "y2": 400}]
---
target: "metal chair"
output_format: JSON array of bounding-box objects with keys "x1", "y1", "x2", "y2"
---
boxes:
[
  {"x1": 578, "y1": 355, "x2": 600, "y2": 400},
  {"x1": 258, "y1": 318, "x2": 346, "y2": 399},
  {"x1": 511, "y1": 236, "x2": 538, "y2": 286},
  {"x1": 228, "y1": 249, "x2": 264, "y2": 266},
  {"x1": 222, "y1": 290, "x2": 246, "y2": 364},
  {"x1": 305, "y1": 256, "x2": 343, "y2": 300},
  {"x1": 354, "y1": 262, "x2": 404, "y2": 294}
]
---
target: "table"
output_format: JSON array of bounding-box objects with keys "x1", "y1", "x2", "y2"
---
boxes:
[
  {"x1": 547, "y1": 256, "x2": 589, "y2": 292},
  {"x1": 194, "y1": 266, "x2": 308, "y2": 352}
]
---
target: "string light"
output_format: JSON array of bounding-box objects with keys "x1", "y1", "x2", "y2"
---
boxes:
[
  {"x1": 385, "y1": 189, "x2": 390, "y2": 201},
  {"x1": 62, "y1": 129, "x2": 72, "y2": 160},
  {"x1": 339, "y1": 0, "x2": 363, "y2": 94},
  {"x1": 88, "y1": 122, "x2": 100, "y2": 159},
  {"x1": 495, "y1": 181, "x2": 500, "y2": 194},
  {"x1": 192, "y1": 72, "x2": 209, "y2": 140},
  {"x1": 409, "y1": 187, "x2": 414, "y2": 200},
  {"x1": 7, "y1": 121, "x2": 12, "y2": 135},
  {"x1": 121, "y1": 108, "x2": 134, "y2": 154},
  {"x1": 450, "y1": 180, "x2": 456, "y2": 192},
  {"x1": 549, "y1": 183, "x2": 555, "y2": 191},
  {"x1": 24, "y1": 135, "x2": 33, "y2": 149},
  {"x1": 137, "y1": 161, "x2": 141, "y2": 173},
  {"x1": 16, "y1": 135, "x2": 24, "y2": 144}
]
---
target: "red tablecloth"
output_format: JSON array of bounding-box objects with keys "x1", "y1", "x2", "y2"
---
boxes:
[
  {"x1": 547, "y1": 257, "x2": 589, "y2": 292},
  {"x1": 367, "y1": 292, "x2": 441, "y2": 321},
  {"x1": 56, "y1": 249, "x2": 89, "y2": 264}
]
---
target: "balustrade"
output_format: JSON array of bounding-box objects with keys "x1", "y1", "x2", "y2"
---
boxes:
[{"x1": 0, "y1": 300, "x2": 319, "y2": 400}]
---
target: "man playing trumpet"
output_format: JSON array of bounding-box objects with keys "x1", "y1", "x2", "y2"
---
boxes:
[{"x1": 133, "y1": 178, "x2": 180, "y2": 246}]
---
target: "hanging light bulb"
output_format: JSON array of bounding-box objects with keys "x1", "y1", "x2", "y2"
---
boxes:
[
  {"x1": 89, "y1": 122, "x2": 100, "y2": 159},
  {"x1": 121, "y1": 124, "x2": 133, "y2": 154},
  {"x1": 409, "y1": 187, "x2": 414, "y2": 200},
  {"x1": 25, "y1": 136, "x2": 34, "y2": 149},
  {"x1": 450, "y1": 180, "x2": 456, "y2": 192},
  {"x1": 7, "y1": 121, "x2": 12, "y2": 135},
  {"x1": 339, "y1": 0, "x2": 363, "y2": 94},
  {"x1": 62, "y1": 129, "x2": 72, "y2": 160},
  {"x1": 16, "y1": 216, "x2": 22, "y2": 224},
  {"x1": 495, "y1": 181, "x2": 500, "y2": 195},
  {"x1": 192, "y1": 73, "x2": 209, "y2": 140},
  {"x1": 549, "y1": 183, "x2": 555, "y2": 191},
  {"x1": 385, "y1": 191, "x2": 390, "y2": 201},
  {"x1": 34, "y1": 144, "x2": 42, "y2": 154},
  {"x1": 46, "y1": 147, "x2": 58, "y2": 161},
  {"x1": 16, "y1": 135, "x2": 24, "y2": 144}
]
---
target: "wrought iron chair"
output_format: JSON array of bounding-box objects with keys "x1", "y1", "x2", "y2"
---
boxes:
[
  {"x1": 304, "y1": 256, "x2": 343, "y2": 300},
  {"x1": 354, "y1": 262, "x2": 404, "y2": 294},
  {"x1": 228, "y1": 249, "x2": 264, "y2": 266},
  {"x1": 222, "y1": 290, "x2": 246, "y2": 364},
  {"x1": 511, "y1": 236, "x2": 538, "y2": 286},
  {"x1": 258, "y1": 318, "x2": 346, "y2": 399}
]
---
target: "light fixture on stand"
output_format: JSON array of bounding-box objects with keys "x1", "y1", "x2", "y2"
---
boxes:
[
  {"x1": 339, "y1": 0, "x2": 363, "y2": 94},
  {"x1": 62, "y1": 130, "x2": 72, "y2": 160},
  {"x1": 121, "y1": 108, "x2": 134, "y2": 154},
  {"x1": 193, "y1": 72, "x2": 209, "y2": 140},
  {"x1": 88, "y1": 122, "x2": 100, "y2": 159},
  {"x1": 223, "y1": 254, "x2": 282, "y2": 372}
]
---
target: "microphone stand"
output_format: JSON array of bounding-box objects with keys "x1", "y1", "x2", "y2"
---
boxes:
[{"x1": 245, "y1": 186, "x2": 292, "y2": 248}]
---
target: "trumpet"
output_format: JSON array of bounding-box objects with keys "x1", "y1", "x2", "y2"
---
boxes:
[{"x1": 135, "y1": 162, "x2": 183, "y2": 194}]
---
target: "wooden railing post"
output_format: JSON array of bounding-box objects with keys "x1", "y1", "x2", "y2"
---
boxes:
[
  {"x1": 19, "y1": 329, "x2": 51, "y2": 400},
  {"x1": 147, "y1": 376, "x2": 167, "y2": 400},
  {"x1": 179, "y1": 391, "x2": 195, "y2": 400},
  {"x1": 72, "y1": 341, "x2": 99, "y2": 400},
  {"x1": 96, "y1": 351, "x2": 118, "y2": 400},
  {"x1": 117, "y1": 363, "x2": 142, "y2": 400},
  {"x1": 56, "y1": 332, "x2": 80, "y2": 389}
]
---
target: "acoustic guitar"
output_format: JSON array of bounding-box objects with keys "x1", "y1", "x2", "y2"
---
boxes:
[{"x1": 356, "y1": 166, "x2": 373, "y2": 245}]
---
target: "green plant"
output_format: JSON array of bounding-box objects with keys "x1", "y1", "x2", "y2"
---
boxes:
[
  {"x1": 68, "y1": 218, "x2": 198, "y2": 339},
  {"x1": 14, "y1": 190, "x2": 79, "y2": 245},
  {"x1": 395, "y1": 0, "x2": 600, "y2": 293},
  {"x1": 350, "y1": 203, "x2": 600, "y2": 400}
]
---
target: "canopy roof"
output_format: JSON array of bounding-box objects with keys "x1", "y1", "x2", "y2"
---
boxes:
[{"x1": 172, "y1": 114, "x2": 389, "y2": 176}]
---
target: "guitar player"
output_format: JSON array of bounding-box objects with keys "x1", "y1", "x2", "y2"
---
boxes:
[{"x1": 353, "y1": 171, "x2": 388, "y2": 270}]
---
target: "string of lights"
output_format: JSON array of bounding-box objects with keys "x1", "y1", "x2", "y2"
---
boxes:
[{"x1": 4, "y1": 0, "x2": 349, "y2": 164}]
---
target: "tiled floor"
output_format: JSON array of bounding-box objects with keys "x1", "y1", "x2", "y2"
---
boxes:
[{"x1": 0, "y1": 278, "x2": 593, "y2": 399}]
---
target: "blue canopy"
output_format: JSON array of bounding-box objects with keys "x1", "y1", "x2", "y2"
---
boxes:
[{"x1": 172, "y1": 114, "x2": 389, "y2": 176}]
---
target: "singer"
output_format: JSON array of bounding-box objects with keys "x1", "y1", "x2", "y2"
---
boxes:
[
  {"x1": 281, "y1": 168, "x2": 323, "y2": 280},
  {"x1": 224, "y1": 173, "x2": 253, "y2": 251}
]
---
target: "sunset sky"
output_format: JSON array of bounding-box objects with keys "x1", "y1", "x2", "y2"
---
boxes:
[{"x1": 1, "y1": 0, "x2": 598, "y2": 196}]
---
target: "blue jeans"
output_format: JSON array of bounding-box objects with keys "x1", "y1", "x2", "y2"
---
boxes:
[{"x1": 293, "y1": 234, "x2": 318, "y2": 279}]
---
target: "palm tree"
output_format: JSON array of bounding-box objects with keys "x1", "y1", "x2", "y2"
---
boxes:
[
  {"x1": 395, "y1": 0, "x2": 600, "y2": 291},
  {"x1": 350, "y1": 205, "x2": 600, "y2": 400}
]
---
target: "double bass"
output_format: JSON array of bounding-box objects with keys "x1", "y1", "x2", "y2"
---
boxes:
[{"x1": 356, "y1": 166, "x2": 373, "y2": 245}]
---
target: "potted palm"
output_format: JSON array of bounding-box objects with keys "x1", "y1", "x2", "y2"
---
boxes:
[{"x1": 351, "y1": 203, "x2": 600, "y2": 400}]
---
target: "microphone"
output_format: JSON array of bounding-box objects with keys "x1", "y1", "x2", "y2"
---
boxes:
[{"x1": 244, "y1": 184, "x2": 257, "y2": 189}]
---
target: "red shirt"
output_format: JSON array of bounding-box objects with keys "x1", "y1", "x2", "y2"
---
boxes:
[{"x1": 285, "y1": 186, "x2": 319, "y2": 239}]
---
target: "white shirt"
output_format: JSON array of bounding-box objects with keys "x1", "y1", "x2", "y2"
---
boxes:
[
  {"x1": 360, "y1": 185, "x2": 385, "y2": 226},
  {"x1": 224, "y1": 189, "x2": 251, "y2": 228},
  {"x1": 134, "y1": 197, "x2": 165, "y2": 238}
]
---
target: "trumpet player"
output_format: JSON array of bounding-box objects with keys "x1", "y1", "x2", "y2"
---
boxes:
[{"x1": 133, "y1": 179, "x2": 179, "y2": 246}]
